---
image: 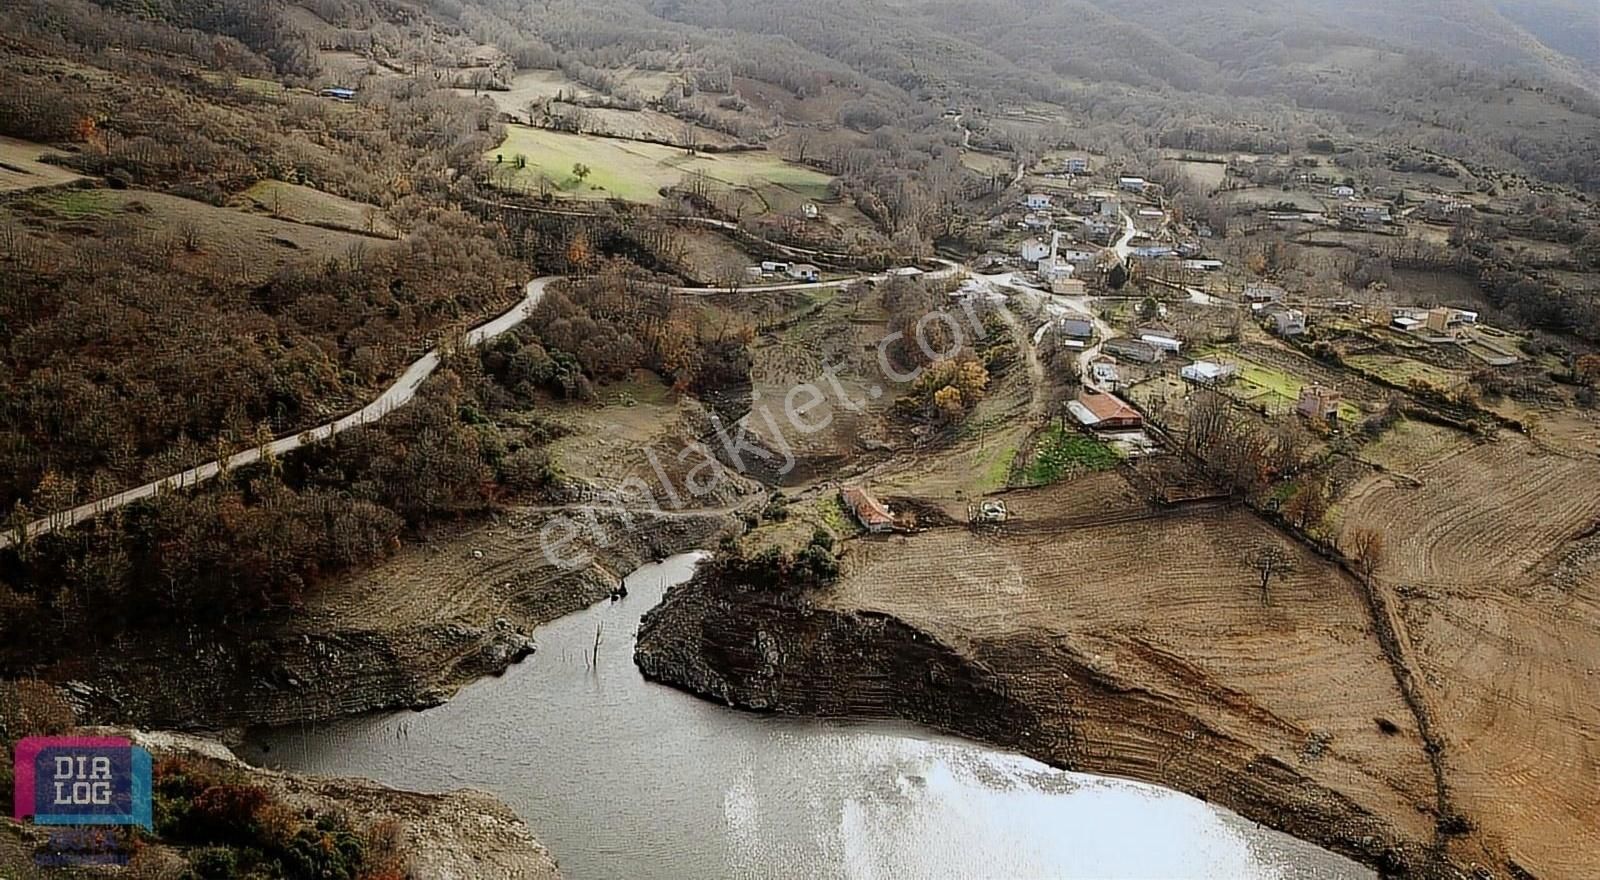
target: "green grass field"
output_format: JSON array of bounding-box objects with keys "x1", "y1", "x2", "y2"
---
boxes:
[
  {"x1": 1344, "y1": 354, "x2": 1466, "y2": 391},
  {"x1": 1024, "y1": 427, "x2": 1120, "y2": 486},
  {"x1": 488, "y1": 126, "x2": 833, "y2": 209},
  {"x1": 1233, "y1": 362, "x2": 1362, "y2": 422},
  {"x1": 29, "y1": 188, "x2": 114, "y2": 219}
]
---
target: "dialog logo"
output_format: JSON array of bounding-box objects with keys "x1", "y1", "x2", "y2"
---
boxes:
[{"x1": 13, "y1": 736, "x2": 152, "y2": 830}]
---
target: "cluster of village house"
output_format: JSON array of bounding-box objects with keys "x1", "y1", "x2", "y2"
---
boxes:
[
  {"x1": 829, "y1": 156, "x2": 1496, "y2": 535},
  {"x1": 1000, "y1": 153, "x2": 1482, "y2": 299},
  {"x1": 999, "y1": 161, "x2": 1213, "y2": 297}
]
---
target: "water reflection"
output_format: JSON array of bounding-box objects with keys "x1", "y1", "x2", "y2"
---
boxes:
[{"x1": 244, "y1": 554, "x2": 1370, "y2": 880}]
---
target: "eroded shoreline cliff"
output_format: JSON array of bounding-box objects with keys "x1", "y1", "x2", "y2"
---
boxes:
[{"x1": 635, "y1": 570, "x2": 1469, "y2": 879}]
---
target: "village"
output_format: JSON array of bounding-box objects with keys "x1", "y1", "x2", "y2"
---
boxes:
[{"x1": 818, "y1": 140, "x2": 1569, "y2": 538}]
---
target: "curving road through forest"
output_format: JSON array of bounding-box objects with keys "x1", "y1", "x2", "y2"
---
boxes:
[
  {"x1": 1, "y1": 277, "x2": 559, "y2": 549},
  {"x1": 3, "y1": 260, "x2": 963, "y2": 548}
]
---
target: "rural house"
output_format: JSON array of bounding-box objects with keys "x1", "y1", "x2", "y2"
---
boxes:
[
  {"x1": 1118, "y1": 176, "x2": 1148, "y2": 193},
  {"x1": 1063, "y1": 157, "x2": 1091, "y2": 174},
  {"x1": 1069, "y1": 390, "x2": 1143, "y2": 431},
  {"x1": 1425, "y1": 307, "x2": 1477, "y2": 333},
  {"x1": 1137, "y1": 328, "x2": 1183, "y2": 354},
  {"x1": 1339, "y1": 201, "x2": 1392, "y2": 226},
  {"x1": 1103, "y1": 337, "x2": 1164, "y2": 364},
  {"x1": 1244, "y1": 281, "x2": 1287, "y2": 304},
  {"x1": 1268, "y1": 308, "x2": 1308, "y2": 337},
  {"x1": 1020, "y1": 238, "x2": 1051, "y2": 263},
  {"x1": 1090, "y1": 356, "x2": 1120, "y2": 386},
  {"x1": 840, "y1": 487, "x2": 895, "y2": 534},
  {"x1": 1296, "y1": 385, "x2": 1343, "y2": 424},
  {"x1": 1391, "y1": 308, "x2": 1427, "y2": 332},
  {"x1": 1329, "y1": 184, "x2": 1356, "y2": 199},
  {"x1": 1058, "y1": 318, "x2": 1095, "y2": 341},
  {"x1": 1181, "y1": 361, "x2": 1239, "y2": 385},
  {"x1": 1422, "y1": 199, "x2": 1470, "y2": 223},
  {"x1": 787, "y1": 264, "x2": 822, "y2": 282},
  {"x1": 1025, "y1": 192, "x2": 1053, "y2": 210}
]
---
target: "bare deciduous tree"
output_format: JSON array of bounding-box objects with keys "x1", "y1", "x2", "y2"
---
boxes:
[
  {"x1": 1345, "y1": 528, "x2": 1387, "y2": 584},
  {"x1": 1248, "y1": 543, "x2": 1295, "y2": 606}
]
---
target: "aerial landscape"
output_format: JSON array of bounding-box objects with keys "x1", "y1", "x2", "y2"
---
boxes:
[{"x1": 0, "y1": 0, "x2": 1598, "y2": 877}]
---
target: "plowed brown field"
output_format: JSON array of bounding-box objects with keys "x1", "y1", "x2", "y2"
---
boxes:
[
  {"x1": 1336, "y1": 432, "x2": 1600, "y2": 877},
  {"x1": 822, "y1": 480, "x2": 1443, "y2": 869}
]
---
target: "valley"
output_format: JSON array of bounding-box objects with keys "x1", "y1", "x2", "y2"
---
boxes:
[{"x1": 1, "y1": 0, "x2": 1598, "y2": 878}]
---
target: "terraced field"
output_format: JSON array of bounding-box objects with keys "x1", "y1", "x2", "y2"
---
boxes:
[
  {"x1": 1334, "y1": 430, "x2": 1600, "y2": 876},
  {"x1": 1337, "y1": 434, "x2": 1600, "y2": 589},
  {"x1": 5, "y1": 189, "x2": 393, "y2": 279},
  {"x1": 1343, "y1": 354, "x2": 1468, "y2": 391},
  {"x1": 821, "y1": 481, "x2": 1440, "y2": 867},
  {"x1": 235, "y1": 180, "x2": 398, "y2": 238}
]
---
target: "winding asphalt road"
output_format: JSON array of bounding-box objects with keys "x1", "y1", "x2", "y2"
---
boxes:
[{"x1": 1, "y1": 277, "x2": 559, "y2": 549}]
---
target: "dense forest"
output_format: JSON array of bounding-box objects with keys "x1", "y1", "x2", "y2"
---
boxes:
[{"x1": 427, "y1": 0, "x2": 1600, "y2": 190}]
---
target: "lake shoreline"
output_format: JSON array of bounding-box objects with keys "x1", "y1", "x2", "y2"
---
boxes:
[
  {"x1": 634, "y1": 565, "x2": 1455, "y2": 879},
  {"x1": 62, "y1": 508, "x2": 738, "y2": 731}
]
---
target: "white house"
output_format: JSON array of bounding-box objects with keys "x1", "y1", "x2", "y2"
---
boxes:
[
  {"x1": 1090, "y1": 356, "x2": 1120, "y2": 385},
  {"x1": 1023, "y1": 212, "x2": 1053, "y2": 230},
  {"x1": 1330, "y1": 185, "x2": 1356, "y2": 199},
  {"x1": 1020, "y1": 238, "x2": 1051, "y2": 263},
  {"x1": 1139, "y1": 331, "x2": 1183, "y2": 353},
  {"x1": 1181, "y1": 361, "x2": 1238, "y2": 385},
  {"x1": 1063, "y1": 157, "x2": 1091, "y2": 174},
  {"x1": 787, "y1": 264, "x2": 821, "y2": 282},
  {"x1": 1119, "y1": 176, "x2": 1148, "y2": 193},
  {"x1": 1025, "y1": 193, "x2": 1053, "y2": 210},
  {"x1": 1340, "y1": 201, "x2": 1392, "y2": 225},
  {"x1": 801, "y1": 203, "x2": 820, "y2": 219}
]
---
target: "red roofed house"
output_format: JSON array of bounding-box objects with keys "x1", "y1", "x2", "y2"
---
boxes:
[
  {"x1": 841, "y1": 487, "x2": 896, "y2": 534},
  {"x1": 1068, "y1": 390, "x2": 1144, "y2": 431}
]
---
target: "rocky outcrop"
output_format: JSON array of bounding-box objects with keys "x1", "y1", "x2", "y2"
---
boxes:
[
  {"x1": 636, "y1": 579, "x2": 1042, "y2": 742},
  {"x1": 0, "y1": 730, "x2": 561, "y2": 879},
  {"x1": 636, "y1": 572, "x2": 1463, "y2": 879}
]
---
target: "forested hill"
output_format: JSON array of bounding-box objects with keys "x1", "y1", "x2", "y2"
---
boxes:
[{"x1": 442, "y1": 0, "x2": 1599, "y2": 189}]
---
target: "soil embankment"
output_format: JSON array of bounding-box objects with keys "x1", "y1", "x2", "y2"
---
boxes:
[
  {"x1": 65, "y1": 508, "x2": 736, "y2": 730},
  {"x1": 636, "y1": 496, "x2": 1485, "y2": 879}
]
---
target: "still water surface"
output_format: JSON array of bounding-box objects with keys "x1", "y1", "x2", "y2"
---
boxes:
[{"x1": 243, "y1": 554, "x2": 1372, "y2": 880}]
